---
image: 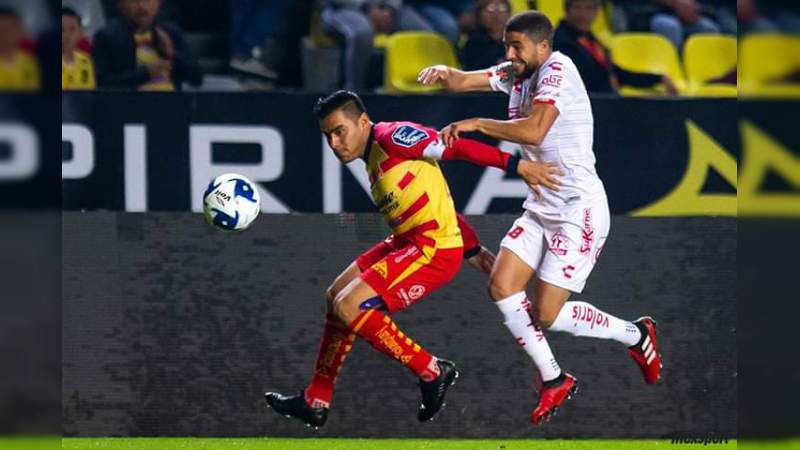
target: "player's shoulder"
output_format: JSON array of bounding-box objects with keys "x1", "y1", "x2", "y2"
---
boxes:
[
  {"x1": 540, "y1": 51, "x2": 579, "y2": 75},
  {"x1": 375, "y1": 121, "x2": 434, "y2": 151}
]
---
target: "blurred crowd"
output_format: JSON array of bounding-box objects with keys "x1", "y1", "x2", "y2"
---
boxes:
[{"x1": 0, "y1": 0, "x2": 784, "y2": 94}]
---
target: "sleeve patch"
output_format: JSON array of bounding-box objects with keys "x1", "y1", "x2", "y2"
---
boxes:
[{"x1": 391, "y1": 125, "x2": 430, "y2": 148}]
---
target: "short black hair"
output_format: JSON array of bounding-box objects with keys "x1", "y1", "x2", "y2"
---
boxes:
[
  {"x1": 62, "y1": 6, "x2": 82, "y2": 23},
  {"x1": 0, "y1": 6, "x2": 20, "y2": 19},
  {"x1": 505, "y1": 10, "x2": 554, "y2": 44},
  {"x1": 313, "y1": 90, "x2": 367, "y2": 121}
]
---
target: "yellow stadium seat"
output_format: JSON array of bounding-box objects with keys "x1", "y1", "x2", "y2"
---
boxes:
[
  {"x1": 510, "y1": 0, "x2": 530, "y2": 15},
  {"x1": 610, "y1": 33, "x2": 686, "y2": 95},
  {"x1": 740, "y1": 34, "x2": 800, "y2": 98},
  {"x1": 536, "y1": 0, "x2": 614, "y2": 46},
  {"x1": 384, "y1": 31, "x2": 459, "y2": 93},
  {"x1": 683, "y1": 34, "x2": 737, "y2": 97}
]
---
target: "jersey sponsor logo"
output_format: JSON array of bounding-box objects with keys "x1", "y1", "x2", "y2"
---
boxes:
[
  {"x1": 391, "y1": 125, "x2": 429, "y2": 148},
  {"x1": 580, "y1": 208, "x2": 594, "y2": 255},
  {"x1": 562, "y1": 264, "x2": 575, "y2": 279},
  {"x1": 393, "y1": 246, "x2": 419, "y2": 264},
  {"x1": 547, "y1": 61, "x2": 563, "y2": 71},
  {"x1": 541, "y1": 74, "x2": 563, "y2": 88},
  {"x1": 549, "y1": 229, "x2": 569, "y2": 256}
]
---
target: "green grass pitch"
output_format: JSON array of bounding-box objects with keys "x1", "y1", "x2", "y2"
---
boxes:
[{"x1": 56, "y1": 438, "x2": 742, "y2": 450}]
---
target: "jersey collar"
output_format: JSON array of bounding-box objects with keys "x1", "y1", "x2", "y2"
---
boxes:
[{"x1": 360, "y1": 124, "x2": 375, "y2": 162}]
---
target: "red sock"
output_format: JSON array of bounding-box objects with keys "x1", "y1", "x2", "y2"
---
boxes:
[
  {"x1": 349, "y1": 309, "x2": 441, "y2": 381},
  {"x1": 305, "y1": 314, "x2": 355, "y2": 408}
]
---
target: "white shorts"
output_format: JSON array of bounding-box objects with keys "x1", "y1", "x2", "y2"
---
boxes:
[{"x1": 499, "y1": 199, "x2": 610, "y2": 293}]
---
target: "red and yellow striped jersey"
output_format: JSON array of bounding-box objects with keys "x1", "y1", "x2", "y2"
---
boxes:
[{"x1": 366, "y1": 121, "x2": 463, "y2": 253}]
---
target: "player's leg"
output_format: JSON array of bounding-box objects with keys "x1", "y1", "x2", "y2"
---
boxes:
[
  {"x1": 489, "y1": 215, "x2": 563, "y2": 384},
  {"x1": 265, "y1": 239, "x2": 397, "y2": 427},
  {"x1": 303, "y1": 262, "x2": 362, "y2": 409},
  {"x1": 332, "y1": 277, "x2": 441, "y2": 382},
  {"x1": 333, "y1": 244, "x2": 462, "y2": 421},
  {"x1": 535, "y1": 204, "x2": 661, "y2": 384},
  {"x1": 264, "y1": 262, "x2": 364, "y2": 428},
  {"x1": 535, "y1": 279, "x2": 641, "y2": 345}
]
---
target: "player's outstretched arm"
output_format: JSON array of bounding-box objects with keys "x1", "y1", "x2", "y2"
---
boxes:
[
  {"x1": 467, "y1": 246, "x2": 496, "y2": 275},
  {"x1": 417, "y1": 65, "x2": 492, "y2": 92},
  {"x1": 424, "y1": 136, "x2": 563, "y2": 198},
  {"x1": 439, "y1": 103, "x2": 560, "y2": 148}
]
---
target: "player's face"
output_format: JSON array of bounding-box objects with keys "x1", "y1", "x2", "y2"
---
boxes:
[
  {"x1": 503, "y1": 31, "x2": 550, "y2": 79},
  {"x1": 320, "y1": 110, "x2": 370, "y2": 163}
]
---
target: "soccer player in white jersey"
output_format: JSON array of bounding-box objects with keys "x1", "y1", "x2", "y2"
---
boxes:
[{"x1": 417, "y1": 10, "x2": 662, "y2": 425}]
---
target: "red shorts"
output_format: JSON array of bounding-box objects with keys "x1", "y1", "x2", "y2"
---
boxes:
[{"x1": 356, "y1": 235, "x2": 463, "y2": 313}]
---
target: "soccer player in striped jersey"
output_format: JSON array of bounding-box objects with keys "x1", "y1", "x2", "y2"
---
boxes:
[
  {"x1": 418, "y1": 10, "x2": 662, "y2": 425},
  {"x1": 264, "y1": 90, "x2": 560, "y2": 428}
]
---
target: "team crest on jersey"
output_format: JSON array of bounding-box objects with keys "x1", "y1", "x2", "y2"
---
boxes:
[{"x1": 391, "y1": 125, "x2": 429, "y2": 148}]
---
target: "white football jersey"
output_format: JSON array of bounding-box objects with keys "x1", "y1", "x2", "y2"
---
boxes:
[{"x1": 488, "y1": 51, "x2": 606, "y2": 216}]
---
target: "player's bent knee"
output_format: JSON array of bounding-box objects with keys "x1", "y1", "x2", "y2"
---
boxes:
[
  {"x1": 487, "y1": 277, "x2": 516, "y2": 301},
  {"x1": 324, "y1": 285, "x2": 337, "y2": 305},
  {"x1": 532, "y1": 306, "x2": 557, "y2": 329},
  {"x1": 332, "y1": 294, "x2": 359, "y2": 325}
]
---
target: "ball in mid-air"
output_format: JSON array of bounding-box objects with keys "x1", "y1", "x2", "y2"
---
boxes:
[{"x1": 203, "y1": 173, "x2": 261, "y2": 232}]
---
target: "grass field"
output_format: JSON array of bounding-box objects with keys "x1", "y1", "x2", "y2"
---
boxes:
[{"x1": 56, "y1": 438, "x2": 743, "y2": 450}]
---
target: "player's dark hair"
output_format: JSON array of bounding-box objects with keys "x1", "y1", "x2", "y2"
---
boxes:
[
  {"x1": 313, "y1": 90, "x2": 367, "y2": 121},
  {"x1": 0, "y1": 6, "x2": 20, "y2": 19},
  {"x1": 505, "y1": 10, "x2": 554, "y2": 44},
  {"x1": 62, "y1": 6, "x2": 82, "y2": 23}
]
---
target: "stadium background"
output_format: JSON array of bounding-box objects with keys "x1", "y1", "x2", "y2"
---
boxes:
[{"x1": 0, "y1": 0, "x2": 798, "y2": 447}]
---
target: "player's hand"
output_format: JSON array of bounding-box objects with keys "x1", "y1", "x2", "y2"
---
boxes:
[
  {"x1": 439, "y1": 118, "x2": 478, "y2": 148},
  {"x1": 467, "y1": 246, "x2": 496, "y2": 275},
  {"x1": 417, "y1": 65, "x2": 451, "y2": 86},
  {"x1": 516, "y1": 160, "x2": 563, "y2": 199}
]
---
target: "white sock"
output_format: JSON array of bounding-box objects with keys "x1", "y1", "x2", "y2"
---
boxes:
[
  {"x1": 495, "y1": 292, "x2": 562, "y2": 382},
  {"x1": 549, "y1": 301, "x2": 641, "y2": 346}
]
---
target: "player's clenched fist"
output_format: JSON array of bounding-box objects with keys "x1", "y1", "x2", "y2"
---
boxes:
[
  {"x1": 417, "y1": 65, "x2": 451, "y2": 86},
  {"x1": 516, "y1": 160, "x2": 563, "y2": 199}
]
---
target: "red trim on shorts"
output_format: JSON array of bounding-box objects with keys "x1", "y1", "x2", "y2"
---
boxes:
[{"x1": 534, "y1": 99, "x2": 555, "y2": 105}]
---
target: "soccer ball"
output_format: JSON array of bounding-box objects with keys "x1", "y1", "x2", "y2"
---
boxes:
[{"x1": 203, "y1": 173, "x2": 261, "y2": 232}]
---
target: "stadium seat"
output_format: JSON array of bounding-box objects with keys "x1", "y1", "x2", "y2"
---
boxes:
[
  {"x1": 740, "y1": 34, "x2": 800, "y2": 98},
  {"x1": 610, "y1": 33, "x2": 686, "y2": 95},
  {"x1": 683, "y1": 34, "x2": 737, "y2": 97},
  {"x1": 536, "y1": 0, "x2": 614, "y2": 46},
  {"x1": 510, "y1": 0, "x2": 530, "y2": 15},
  {"x1": 384, "y1": 32, "x2": 459, "y2": 93}
]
